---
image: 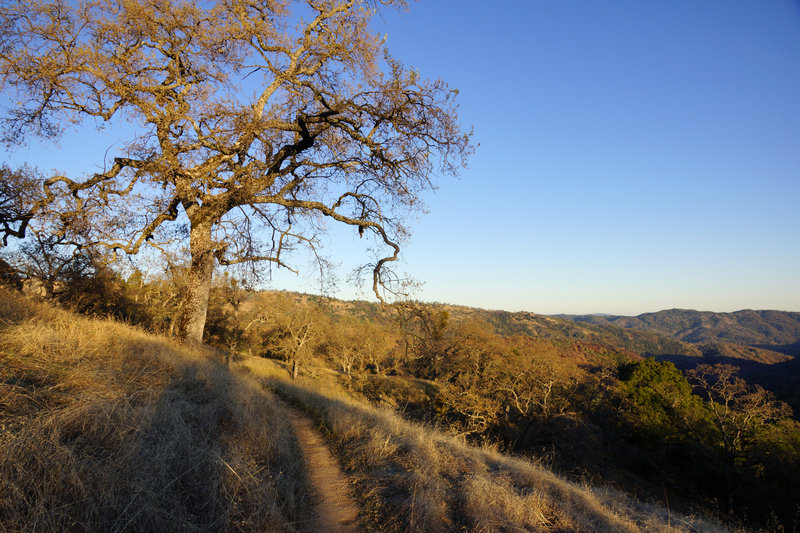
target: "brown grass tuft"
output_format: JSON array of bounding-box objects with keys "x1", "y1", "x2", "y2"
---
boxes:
[{"x1": 459, "y1": 474, "x2": 556, "y2": 532}]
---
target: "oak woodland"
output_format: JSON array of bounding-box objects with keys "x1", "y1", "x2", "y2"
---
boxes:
[{"x1": 0, "y1": 0, "x2": 473, "y2": 342}]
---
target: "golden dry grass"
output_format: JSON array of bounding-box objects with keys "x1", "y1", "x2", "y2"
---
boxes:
[
  {"x1": 245, "y1": 358, "x2": 736, "y2": 533},
  {"x1": 0, "y1": 289, "x2": 313, "y2": 532},
  {"x1": 0, "y1": 289, "x2": 739, "y2": 532}
]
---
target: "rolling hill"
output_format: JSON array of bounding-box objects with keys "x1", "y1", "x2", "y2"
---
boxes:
[
  {"x1": 560, "y1": 309, "x2": 800, "y2": 356},
  {"x1": 314, "y1": 296, "x2": 704, "y2": 360},
  {"x1": 560, "y1": 308, "x2": 800, "y2": 414}
]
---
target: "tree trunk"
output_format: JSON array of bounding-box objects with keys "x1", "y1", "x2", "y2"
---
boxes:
[
  {"x1": 292, "y1": 359, "x2": 299, "y2": 380},
  {"x1": 178, "y1": 222, "x2": 216, "y2": 344}
]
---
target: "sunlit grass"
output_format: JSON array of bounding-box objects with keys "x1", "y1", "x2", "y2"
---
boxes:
[
  {"x1": 0, "y1": 288, "x2": 739, "y2": 532},
  {"x1": 246, "y1": 357, "x2": 734, "y2": 533},
  {"x1": 0, "y1": 289, "x2": 312, "y2": 531}
]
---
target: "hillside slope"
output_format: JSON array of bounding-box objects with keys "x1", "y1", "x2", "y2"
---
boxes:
[
  {"x1": 562, "y1": 309, "x2": 800, "y2": 356},
  {"x1": 0, "y1": 290, "x2": 313, "y2": 531},
  {"x1": 244, "y1": 358, "x2": 730, "y2": 532},
  {"x1": 473, "y1": 308, "x2": 702, "y2": 357},
  {"x1": 310, "y1": 295, "x2": 703, "y2": 359},
  {"x1": 0, "y1": 290, "x2": 733, "y2": 532}
]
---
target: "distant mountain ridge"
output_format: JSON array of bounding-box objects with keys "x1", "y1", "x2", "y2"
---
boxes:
[
  {"x1": 560, "y1": 309, "x2": 800, "y2": 356},
  {"x1": 385, "y1": 303, "x2": 704, "y2": 361},
  {"x1": 303, "y1": 295, "x2": 704, "y2": 359}
]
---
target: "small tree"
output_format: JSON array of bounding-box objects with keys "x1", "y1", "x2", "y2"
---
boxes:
[
  {"x1": 436, "y1": 320, "x2": 507, "y2": 437},
  {"x1": 322, "y1": 315, "x2": 394, "y2": 377},
  {"x1": 688, "y1": 363, "x2": 792, "y2": 515},
  {"x1": 618, "y1": 358, "x2": 702, "y2": 440},
  {"x1": 257, "y1": 293, "x2": 321, "y2": 379},
  {"x1": 137, "y1": 260, "x2": 192, "y2": 335},
  {"x1": 360, "y1": 320, "x2": 395, "y2": 375},
  {"x1": 396, "y1": 302, "x2": 451, "y2": 380},
  {"x1": 0, "y1": 163, "x2": 98, "y2": 298},
  {"x1": 0, "y1": 0, "x2": 473, "y2": 343},
  {"x1": 204, "y1": 274, "x2": 250, "y2": 361}
]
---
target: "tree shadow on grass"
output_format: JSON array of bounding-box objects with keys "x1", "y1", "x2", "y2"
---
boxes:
[
  {"x1": 106, "y1": 361, "x2": 316, "y2": 532},
  {"x1": 0, "y1": 352, "x2": 315, "y2": 532}
]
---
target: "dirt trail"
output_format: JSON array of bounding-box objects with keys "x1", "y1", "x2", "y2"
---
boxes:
[{"x1": 279, "y1": 399, "x2": 359, "y2": 532}]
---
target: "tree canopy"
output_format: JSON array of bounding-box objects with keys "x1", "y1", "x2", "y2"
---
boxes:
[{"x1": 0, "y1": 0, "x2": 473, "y2": 342}]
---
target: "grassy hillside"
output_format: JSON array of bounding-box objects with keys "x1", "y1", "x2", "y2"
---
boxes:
[
  {"x1": 223, "y1": 290, "x2": 800, "y2": 531},
  {"x1": 0, "y1": 289, "x2": 312, "y2": 531},
  {"x1": 477, "y1": 309, "x2": 701, "y2": 357},
  {"x1": 0, "y1": 289, "x2": 738, "y2": 532},
  {"x1": 325, "y1": 298, "x2": 796, "y2": 363},
  {"x1": 242, "y1": 359, "x2": 728, "y2": 532}
]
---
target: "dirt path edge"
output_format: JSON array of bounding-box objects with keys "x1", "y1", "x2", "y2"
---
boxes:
[{"x1": 277, "y1": 398, "x2": 359, "y2": 532}]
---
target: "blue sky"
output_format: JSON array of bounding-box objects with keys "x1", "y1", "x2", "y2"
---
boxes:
[
  {"x1": 5, "y1": 1, "x2": 800, "y2": 315},
  {"x1": 359, "y1": 0, "x2": 800, "y2": 314}
]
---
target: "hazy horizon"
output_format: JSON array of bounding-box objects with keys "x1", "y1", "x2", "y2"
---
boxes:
[{"x1": 246, "y1": 280, "x2": 800, "y2": 318}]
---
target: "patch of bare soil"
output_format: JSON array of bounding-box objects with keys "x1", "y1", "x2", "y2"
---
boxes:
[{"x1": 279, "y1": 399, "x2": 359, "y2": 532}]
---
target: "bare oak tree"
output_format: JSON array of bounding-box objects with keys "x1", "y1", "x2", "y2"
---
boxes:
[
  {"x1": 0, "y1": 0, "x2": 473, "y2": 342},
  {"x1": 688, "y1": 363, "x2": 792, "y2": 515},
  {"x1": 0, "y1": 164, "x2": 40, "y2": 245},
  {"x1": 258, "y1": 292, "x2": 321, "y2": 379}
]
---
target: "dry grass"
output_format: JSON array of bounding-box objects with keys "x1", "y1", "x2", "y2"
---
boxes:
[
  {"x1": 0, "y1": 288, "x2": 738, "y2": 532},
  {"x1": 0, "y1": 289, "x2": 313, "y2": 532},
  {"x1": 245, "y1": 358, "x2": 736, "y2": 533}
]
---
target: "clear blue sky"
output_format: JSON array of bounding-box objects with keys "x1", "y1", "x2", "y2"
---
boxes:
[
  {"x1": 6, "y1": 1, "x2": 800, "y2": 315},
  {"x1": 363, "y1": 0, "x2": 800, "y2": 315}
]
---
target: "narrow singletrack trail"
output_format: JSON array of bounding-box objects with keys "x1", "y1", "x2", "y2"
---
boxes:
[{"x1": 278, "y1": 399, "x2": 359, "y2": 532}]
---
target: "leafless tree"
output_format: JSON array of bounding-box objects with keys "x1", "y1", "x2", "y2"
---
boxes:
[
  {"x1": 395, "y1": 301, "x2": 451, "y2": 380},
  {"x1": 0, "y1": 164, "x2": 41, "y2": 245},
  {"x1": 688, "y1": 363, "x2": 792, "y2": 515},
  {"x1": 259, "y1": 293, "x2": 321, "y2": 379},
  {"x1": 0, "y1": 0, "x2": 473, "y2": 342}
]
